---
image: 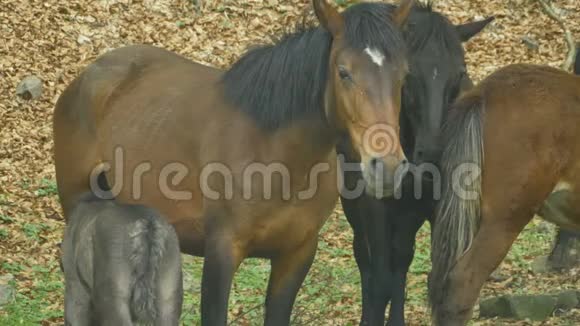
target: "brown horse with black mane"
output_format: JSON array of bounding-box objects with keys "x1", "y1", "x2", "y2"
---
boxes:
[
  {"x1": 428, "y1": 60, "x2": 580, "y2": 325},
  {"x1": 53, "y1": 0, "x2": 414, "y2": 324}
]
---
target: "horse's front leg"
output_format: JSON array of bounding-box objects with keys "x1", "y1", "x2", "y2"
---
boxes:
[
  {"x1": 201, "y1": 229, "x2": 244, "y2": 326},
  {"x1": 347, "y1": 209, "x2": 392, "y2": 326},
  {"x1": 264, "y1": 238, "x2": 318, "y2": 326},
  {"x1": 341, "y1": 197, "x2": 373, "y2": 325},
  {"x1": 387, "y1": 214, "x2": 426, "y2": 326}
]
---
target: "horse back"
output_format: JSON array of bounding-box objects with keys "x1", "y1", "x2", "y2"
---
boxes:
[{"x1": 53, "y1": 45, "x2": 222, "y2": 218}]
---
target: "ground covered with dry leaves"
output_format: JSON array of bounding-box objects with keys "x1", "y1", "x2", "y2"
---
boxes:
[{"x1": 1, "y1": 0, "x2": 579, "y2": 325}]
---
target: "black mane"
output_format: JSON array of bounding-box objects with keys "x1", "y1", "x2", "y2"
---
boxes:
[{"x1": 221, "y1": 2, "x2": 407, "y2": 131}]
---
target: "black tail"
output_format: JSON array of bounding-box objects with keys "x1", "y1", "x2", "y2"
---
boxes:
[
  {"x1": 130, "y1": 210, "x2": 171, "y2": 323},
  {"x1": 574, "y1": 46, "x2": 580, "y2": 75}
]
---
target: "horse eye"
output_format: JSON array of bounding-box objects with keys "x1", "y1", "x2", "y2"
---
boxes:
[{"x1": 338, "y1": 66, "x2": 352, "y2": 81}]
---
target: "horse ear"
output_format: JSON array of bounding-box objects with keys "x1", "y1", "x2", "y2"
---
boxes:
[
  {"x1": 456, "y1": 16, "x2": 495, "y2": 42},
  {"x1": 392, "y1": 0, "x2": 414, "y2": 27},
  {"x1": 312, "y1": 0, "x2": 344, "y2": 38}
]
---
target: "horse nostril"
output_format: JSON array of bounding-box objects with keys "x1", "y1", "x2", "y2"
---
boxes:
[{"x1": 401, "y1": 159, "x2": 408, "y2": 165}]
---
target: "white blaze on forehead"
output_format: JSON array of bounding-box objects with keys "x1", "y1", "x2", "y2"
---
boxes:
[{"x1": 364, "y1": 47, "x2": 385, "y2": 67}]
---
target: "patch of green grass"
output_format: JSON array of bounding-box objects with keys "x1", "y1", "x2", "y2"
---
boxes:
[
  {"x1": 179, "y1": 215, "x2": 361, "y2": 325},
  {"x1": 21, "y1": 222, "x2": 49, "y2": 241},
  {"x1": 1, "y1": 262, "x2": 24, "y2": 274},
  {"x1": 0, "y1": 214, "x2": 15, "y2": 223},
  {"x1": 0, "y1": 227, "x2": 8, "y2": 240},
  {"x1": 505, "y1": 221, "x2": 553, "y2": 270},
  {"x1": 35, "y1": 178, "x2": 58, "y2": 197},
  {"x1": 410, "y1": 223, "x2": 431, "y2": 275},
  {"x1": 0, "y1": 261, "x2": 64, "y2": 325}
]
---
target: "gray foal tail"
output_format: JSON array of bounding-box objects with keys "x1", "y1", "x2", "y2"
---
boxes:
[
  {"x1": 428, "y1": 95, "x2": 484, "y2": 318},
  {"x1": 130, "y1": 212, "x2": 170, "y2": 323}
]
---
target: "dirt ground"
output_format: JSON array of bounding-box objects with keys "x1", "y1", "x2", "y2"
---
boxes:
[{"x1": 1, "y1": 0, "x2": 579, "y2": 325}]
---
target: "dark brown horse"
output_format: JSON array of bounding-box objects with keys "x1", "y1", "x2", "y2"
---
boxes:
[
  {"x1": 428, "y1": 61, "x2": 580, "y2": 325},
  {"x1": 337, "y1": 2, "x2": 493, "y2": 325},
  {"x1": 53, "y1": 0, "x2": 414, "y2": 324}
]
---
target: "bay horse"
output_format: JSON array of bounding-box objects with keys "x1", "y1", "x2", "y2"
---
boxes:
[
  {"x1": 53, "y1": 0, "x2": 414, "y2": 324},
  {"x1": 428, "y1": 57, "x2": 580, "y2": 324},
  {"x1": 337, "y1": 2, "x2": 493, "y2": 325},
  {"x1": 61, "y1": 192, "x2": 182, "y2": 326}
]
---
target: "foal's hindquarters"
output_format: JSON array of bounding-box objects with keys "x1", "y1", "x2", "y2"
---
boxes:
[
  {"x1": 429, "y1": 64, "x2": 580, "y2": 325},
  {"x1": 61, "y1": 194, "x2": 183, "y2": 326}
]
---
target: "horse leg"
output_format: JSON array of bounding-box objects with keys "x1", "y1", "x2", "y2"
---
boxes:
[
  {"x1": 264, "y1": 238, "x2": 318, "y2": 326},
  {"x1": 548, "y1": 227, "x2": 580, "y2": 269},
  {"x1": 367, "y1": 210, "x2": 392, "y2": 326},
  {"x1": 387, "y1": 215, "x2": 426, "y2": 326},
  {"x1": 434, "y1": 211, "x2": 531, "y2": 326},
  {"x1": 342, "y1": 198, "x2": 373, "y2": 325},
  {"x1": 64, "y1": 279, "x2": 91, "y2": 326},
  {"x1": 155, "y1": 234, "x2": 184, "y2": 326},
  {"x1": 201, "y1": 232, "x2": 243, "y2": 326},
  {"x1": 92, "y1": 264, "x2": 134, "y2": 326}
]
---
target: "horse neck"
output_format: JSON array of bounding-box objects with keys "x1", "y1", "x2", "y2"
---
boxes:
[{"x1": 269, "y1": 118, "x2": 338, "y2": 168}]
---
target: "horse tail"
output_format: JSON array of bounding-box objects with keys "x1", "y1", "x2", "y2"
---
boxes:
[
  {"x1": 428, "y1": 94, "x2": 484, "y2": 313},
  {"x1": 130, "y1": 210, "x2": 171, "y2": 323}
]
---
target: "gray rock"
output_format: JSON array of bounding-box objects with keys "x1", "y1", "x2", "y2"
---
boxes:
[
  {"x1": 0, "y1": 274, "x2": 15, "y2": 307},
  {"x1": 77, "y1": 35, "x2": 91, "y2": 45},
  {"x1": 479, "y1": 296, "x2": 511, "y2": 318},
  {"x1": 556, "y1": 290, "x2": 579, "y2": 310},
  {"x1": 521, "y1": 36, "x2": 539, "y2": 51},
  {"x1": 488, "y1": 269, "x2": 509, "y2": 282},
  {"x1": 16, "y1": 76, "x2": 43, "y2": 100},
  {"x1": 531, "y1": 255, "x2": 552, "y2": 274},
  {"x1": 507, "y1": 295, "x2": 557, "y2": 321},
  {"x1": 535, "y1": 220, "x2": 554, "y2": 234},
  {"x1": 479, "y1": 294, "x2": 558, "y2": 321}
]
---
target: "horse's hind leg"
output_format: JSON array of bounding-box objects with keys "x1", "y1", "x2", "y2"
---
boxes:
[
  {"x1": 155, "y1": 233, "x2": 184, "y2": 325},
  {"x1": 93, "y1": 262, "x2": 134, "y2": 325},
  {"x1": 264, "y1": 238, "x2": 318, "y2": 326},
  {"x1": 433, "y1": 210, "x2": 531, "y2": 326},
  {"x1": 64, "y1": 280, "x2": 91, "y2": 326},
  {"x1": 201, "y1": 231, "x2": 243, "y2": 326}
]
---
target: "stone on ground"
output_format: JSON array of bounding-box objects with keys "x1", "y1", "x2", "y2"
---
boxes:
[
  {"x1": 480, "y1": 291, "x2": 580, "y2": 321},
  {"x1": 15, "y1": 76, "x2": 43, "y2": 100},
  {"x1": 0, "y1": 274, "x2": 15, "y2": 307}
]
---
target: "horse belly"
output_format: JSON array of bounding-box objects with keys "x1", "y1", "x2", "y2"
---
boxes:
[{"x1": 243, "y1": 171, "x2": 339, "y2": 257}]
